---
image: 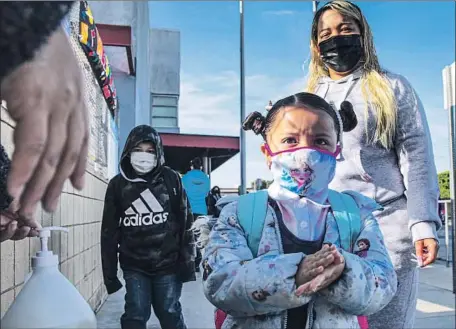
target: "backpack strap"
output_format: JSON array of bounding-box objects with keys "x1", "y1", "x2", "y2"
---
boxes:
[
  {"x1": 162, "y1": 167, "x2": 181, "y2": 213},
  {"x1": 327, "y1": 190, "x2": 362, "y2": 252},
  {"x1": 237, "y1": 190, "x2": 269, "y2": 257}
]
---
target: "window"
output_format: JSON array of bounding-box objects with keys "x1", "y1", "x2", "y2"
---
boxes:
[
  {"x1": 152, "y1": 106, "x2": 177, "y2": 118},
  {"x1": 152, "y1": 96, "x2": 178, "y2": 107},
  {"x1": 153, "y1": 117, "x2": 177, "y2": 128},
  {"x1": 150, "y1": 95, "x2": 178, "y2": 128}
]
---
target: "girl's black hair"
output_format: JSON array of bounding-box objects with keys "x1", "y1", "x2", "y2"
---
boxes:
[{"x1": 242, "y1": 92, "x2": 357, "y2": 140}]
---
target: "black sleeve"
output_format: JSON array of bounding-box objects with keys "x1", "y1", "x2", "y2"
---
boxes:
[
  {"x1": 0, "y1": 144, "x2": 12, "y2": 211},
  {"x1": 0, "y1": 1, "x2": 74, "y2": 81},
  {"x1": 207, "y1": 194, "x2": 217, "y2": 216},
  {"x1": 176, "y1": 173, "x2": 196, "y2": 283},
  {"x1": 100, "y1": 178, "x2": 122, "y2": 294}
]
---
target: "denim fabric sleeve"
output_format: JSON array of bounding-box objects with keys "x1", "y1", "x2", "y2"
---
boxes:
[
  {"x1": 202, "y1": 202, "x2": 311, "y2": 317},
  {"x1": 0, "y1": 2, "x2": 74, "y2": 80},
  {"x1": 318, "y1": 192, "x2": 398, "y2": 315},
  {"x1": 390, "y1": 73, "x2": 441, "y2": 238}
]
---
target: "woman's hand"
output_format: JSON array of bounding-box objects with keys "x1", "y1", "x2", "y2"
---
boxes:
[
  {"x1": 295, "y1": 248, "x2": 345, "y2": 296},
  {"x1": 295, "y1": 244, "x2": 338, "y2": 287},
  {"x1": 1, "y1": 26, "x2": 88, "y2": 219},
  {"x1": 415, "y1": 238, "x2": 439, "y2": 267}
]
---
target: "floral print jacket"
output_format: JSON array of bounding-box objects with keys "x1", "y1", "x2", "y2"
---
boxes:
[{"x1": 202, "y1": 191, "x2": 397, "y2": 329}]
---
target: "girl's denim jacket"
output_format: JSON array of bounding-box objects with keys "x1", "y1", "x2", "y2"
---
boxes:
[{"x1": 202, "y1": 191, "x2": 397, "y2": 329}]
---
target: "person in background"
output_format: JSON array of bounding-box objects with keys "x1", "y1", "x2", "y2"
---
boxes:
[
  {"x1": 206, "y1": 186, "x2": 222, "y2": 217},
  {"x1": 101, "y1": 125, "x2": 195, "y2": 329},
  {"x1": 1, "y1": 1, "x2": 89, "y2": 241},
  {"x1": 182, "y1": 157, "x2": 210, "y2": 272},
  {"x1": 306, "y1": 1, "x2": 441, "y2": 327},
  {"x1": 438, "y1": 198, "x2": 446, "y2": 224}
]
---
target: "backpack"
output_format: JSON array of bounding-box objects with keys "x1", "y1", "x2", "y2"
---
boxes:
[{"x1": 214, "y1": 189, "x2": 368, "y2": 329}]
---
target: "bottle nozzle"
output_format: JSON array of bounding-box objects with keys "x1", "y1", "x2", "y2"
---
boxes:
[
  {"x1": 31, "y1": 226, "x2": 68, "y2": 268},
  {"x1": 38, "y1": 226, "x2": 68, "y2": 252}
]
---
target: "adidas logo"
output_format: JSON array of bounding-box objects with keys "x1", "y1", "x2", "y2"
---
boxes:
[{"x1": 121, "y1": 189, "x2": 169, "y2": 227}]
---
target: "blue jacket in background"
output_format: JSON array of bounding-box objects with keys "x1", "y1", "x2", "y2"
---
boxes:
[{"x1": 182, "y1": 169, "x2": 210, "y2": 215}]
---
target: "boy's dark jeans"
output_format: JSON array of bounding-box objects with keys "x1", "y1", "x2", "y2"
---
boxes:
[{"x1": 121, "y1": 271, "x2": 186, "y2": 329}]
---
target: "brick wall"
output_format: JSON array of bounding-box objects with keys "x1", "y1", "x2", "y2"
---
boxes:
[
  {"x1": 0, "y1": 3, "x2": 114, "y2": 316},
  {"x1": 0, "y1": 109, "x2": 108, "y2": 318}
]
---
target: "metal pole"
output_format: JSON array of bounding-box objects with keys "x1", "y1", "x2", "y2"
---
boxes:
[
  {"x1": 239, "y1": 0, "x2": 247, "y2": 195},
  {"x1": 444, "y1": 201, "x2": 450, "y2": 267},
  {"x1": 449, "y1": 104, "x2": 456, "y2": 294},
  {"x1": 208, "y1": 157, "x2": 212, "y2": 181},
  {"x1": 443, "y1": 63, "x2": 456, "y2": 293},
  {"x1": 135, "y1": 1, "x2": 151, "y2": 126},
  {"x1": 312, "y1": 1, "x2": 319, "y2": 13}
]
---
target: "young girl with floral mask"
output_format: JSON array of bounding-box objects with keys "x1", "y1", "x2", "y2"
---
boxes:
[{"x1": 201, "y1": 92, "x2": 397, "y2": 329}]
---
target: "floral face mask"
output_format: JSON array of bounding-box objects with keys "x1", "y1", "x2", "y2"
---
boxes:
[{"x1": 266, "y1": 145, "x2": 339, "y2": 201}]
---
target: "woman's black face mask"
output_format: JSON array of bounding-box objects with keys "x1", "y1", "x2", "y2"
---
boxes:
[{"x1": 318, "y1": 34, "x2": 363, "y2": 73}]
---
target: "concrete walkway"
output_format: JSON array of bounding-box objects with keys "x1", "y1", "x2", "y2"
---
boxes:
[
  {"x1": 415, "y1": 261, "x2": 455, "y2": 328},
  {"x1": 97, "y1": 262, "x2": 455, "y2": 329}
]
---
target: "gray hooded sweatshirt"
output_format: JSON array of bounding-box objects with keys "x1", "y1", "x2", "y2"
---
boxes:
[{"x1": 314, "y1": 68, "x2": 441, "y2": 269}]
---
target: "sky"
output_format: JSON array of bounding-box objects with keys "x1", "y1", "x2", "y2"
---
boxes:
[{"x1": 148, "y1": 0, "x2": 456, "y2": 188}]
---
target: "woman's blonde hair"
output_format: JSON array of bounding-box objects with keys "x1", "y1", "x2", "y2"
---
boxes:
[{"x1": 306, "y1": 0, "x2": 396, "y2": 149}]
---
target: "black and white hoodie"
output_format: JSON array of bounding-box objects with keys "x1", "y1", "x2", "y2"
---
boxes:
[{"x1": 100, "y1": 125, "x2": 195, "y2": 294}]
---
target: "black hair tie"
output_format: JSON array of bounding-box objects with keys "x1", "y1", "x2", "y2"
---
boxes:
[{"x1": 242, "y1": 111, "x2": 266, "y2": 136}]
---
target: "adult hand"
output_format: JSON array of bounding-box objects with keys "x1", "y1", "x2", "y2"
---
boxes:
[
  {"x1": 415, "y1": 238, "x2": 439, "y2": 267},
  {"x1": 296, "y1": 248, "x2": 345, "y2": 296},
  {"x1": 295, "y1": 244, "x2": 338, "y2": 287},
  {"x1": 1, "y1": 26, "x2": 88, "y2": 219},
  {"x1": 0, "y1": 206, "x2": 40, "y2": 242},
  {"x1": 0, "y1": 210, "x2": 18, "y2": 242}
]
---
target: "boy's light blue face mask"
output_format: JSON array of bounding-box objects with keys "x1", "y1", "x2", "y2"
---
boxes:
[{"x1": 266, "y1": 145, "x2": 339, "y2": 203}]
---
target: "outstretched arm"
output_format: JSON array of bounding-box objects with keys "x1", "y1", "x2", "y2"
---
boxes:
[{"x1": 392, "y1": 74, "x2": 441, "y2": 265}]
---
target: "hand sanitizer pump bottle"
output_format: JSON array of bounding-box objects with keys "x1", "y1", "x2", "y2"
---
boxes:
[{"x1": 1, "y1": 227, "x2": 97, "y2": 328}]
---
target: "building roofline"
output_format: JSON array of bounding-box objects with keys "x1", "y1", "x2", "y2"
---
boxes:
[{"x1": 160, "y1": 132, "x2": 239, "y2": 150}]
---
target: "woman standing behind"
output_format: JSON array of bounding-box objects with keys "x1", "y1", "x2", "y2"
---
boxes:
[
  {"x1": 206, "y1": 186, "x2": 222, "y2": 217},
  {"x1": 306, "y1": 1, "x2": 441, "y2": 328}
]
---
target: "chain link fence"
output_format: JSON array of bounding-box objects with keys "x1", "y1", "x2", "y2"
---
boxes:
[{"x1": 65, "y1": 3, "x2": 109, "y2": 181}]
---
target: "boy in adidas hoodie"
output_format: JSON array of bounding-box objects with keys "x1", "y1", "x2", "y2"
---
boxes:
[{"x1": 101, "y1": 125, "x2": 195, "y2": 329}]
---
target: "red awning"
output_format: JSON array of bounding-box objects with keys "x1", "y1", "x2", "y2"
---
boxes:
[
  {"x1": 160, "y1": 133, "x2": 239, "y2": 150},
  {"x1": 159, "y1": 133, "x2": 239, "y2": 173},
  {"x1": 96, "y1": 24, "x2": 131, "y2": 47},
  {"x1": 96, "y1": 23, "x2": 135, "y2": 76}
]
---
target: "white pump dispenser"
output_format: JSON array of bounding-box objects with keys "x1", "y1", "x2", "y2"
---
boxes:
[{"x1": 1, "y1": 226, "x2": 97, "y2": 329}]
